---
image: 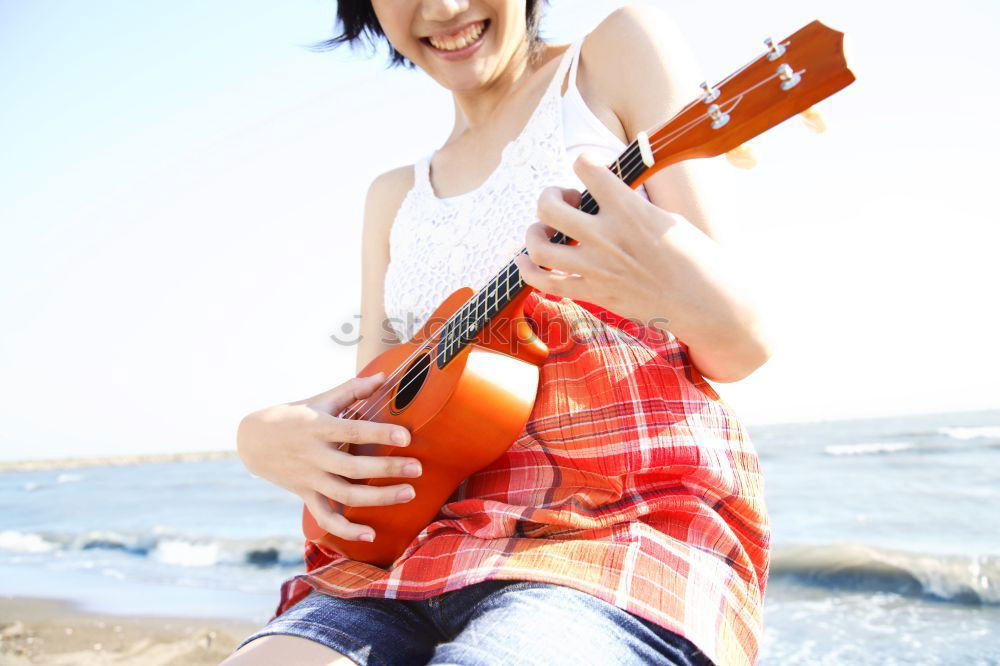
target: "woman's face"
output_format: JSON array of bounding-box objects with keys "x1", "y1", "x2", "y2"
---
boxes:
[{"x1": 371, "y1": 0, "x2": 530, "y2": 92}]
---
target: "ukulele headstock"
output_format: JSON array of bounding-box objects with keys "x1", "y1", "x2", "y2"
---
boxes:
[{"x1": 644, "y1": 20, "x2": 855, "y2": 170}]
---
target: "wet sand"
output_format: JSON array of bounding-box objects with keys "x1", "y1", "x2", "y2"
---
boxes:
[{"x1": 0, "y1": 596, "x2": 257, "y2": 665}]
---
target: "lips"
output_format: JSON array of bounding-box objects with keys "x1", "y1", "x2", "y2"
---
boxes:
[{"x1": 422, "y1": 19, "x2": 489, "y2": 53}]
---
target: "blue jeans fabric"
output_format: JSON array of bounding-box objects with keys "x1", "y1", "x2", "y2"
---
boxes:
[{"x1": 235, "y1": 579, "x2": 714, "y2": 665}]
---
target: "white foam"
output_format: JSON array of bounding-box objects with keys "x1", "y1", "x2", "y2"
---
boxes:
[
  {"x1": 937, "y1": 426, "x2": 1000, "y2": 441},
  {"x1": 0, "y1": 530, "x2": 56, "y2": 553},
  {"x1": 0, "y1": 527, "x2": 302, "y2": 568},
  {"x1": 824, "y1": 442, "x2": 914, "y2": 456},
  {"x1": 152, "y1": 539, "x2": 221, "y2": 567}
]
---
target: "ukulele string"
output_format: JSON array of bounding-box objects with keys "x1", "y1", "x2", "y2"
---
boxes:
[{"x1": 342, "y1": 67, "x2": 792, "y2": 424}]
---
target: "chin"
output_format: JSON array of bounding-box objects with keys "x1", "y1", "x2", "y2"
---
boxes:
[{"x1": 438, "y1": 69, "x2": 493, "y2": 93}]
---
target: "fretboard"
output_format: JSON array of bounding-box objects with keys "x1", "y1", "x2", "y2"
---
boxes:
[{"x1": 434, "y1": 141, "x2": 648, "y2": 368}]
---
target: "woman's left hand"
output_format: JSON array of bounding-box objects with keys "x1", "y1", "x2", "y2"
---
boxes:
[
  {"x1": 514, "y1": 153, "x2": 771, "y2": 382},
  {"x1": 515, "y1": 153, "x2": 717, "y2": 327}
]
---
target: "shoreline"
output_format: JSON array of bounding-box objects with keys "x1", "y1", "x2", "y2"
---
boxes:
[
  {"x1": 0, "y1": 451, "x2": 237, "y2": 472},
  {"x1": 0, "y1": 595, "x2": 257, "y2": 665}
]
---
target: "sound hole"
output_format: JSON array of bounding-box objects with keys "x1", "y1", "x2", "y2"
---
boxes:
[{"x1": 393, "y1": 352, "x2": 431, "y2": 411}]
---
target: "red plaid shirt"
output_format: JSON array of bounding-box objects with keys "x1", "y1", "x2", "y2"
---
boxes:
[{"x1": 275, "y1": 292, "x2": 770, "y2": 666}]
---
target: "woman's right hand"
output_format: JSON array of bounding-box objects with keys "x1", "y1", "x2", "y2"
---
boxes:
[{"x1": 236, "y1": 371, "x2": 420, "y2": 543}]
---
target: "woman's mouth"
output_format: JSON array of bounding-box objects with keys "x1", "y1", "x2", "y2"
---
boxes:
[{"x1": 422, "y1": 19, "x2": 490, "y2": 61}]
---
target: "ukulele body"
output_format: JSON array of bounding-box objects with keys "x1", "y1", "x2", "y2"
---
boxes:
[{"x1": 302, "y1": 287, "x2": 549, "y2": 567}]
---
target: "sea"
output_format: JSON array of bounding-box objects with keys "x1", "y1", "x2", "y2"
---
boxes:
[{"x1": 1, "y1": 408, "x2": 998, "y2": 665}]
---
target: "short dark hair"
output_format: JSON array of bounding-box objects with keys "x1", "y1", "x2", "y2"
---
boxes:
[{"x1": 313, "y1": 1, "x2": 548, "y2": 68}]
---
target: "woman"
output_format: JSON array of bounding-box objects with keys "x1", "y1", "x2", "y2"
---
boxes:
[{"x1": 226, "y1": 1, "x2": 771, "y2": 664}]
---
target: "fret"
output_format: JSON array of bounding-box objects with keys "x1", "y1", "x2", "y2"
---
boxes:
[
  {"x1": 461, "y1": 304, "x2": 471, "y2": 343},
  {"x1": 487, "y1": 279, "x2": 497, "y2": 316},
  {"x1": 476, "y1": 291, "x2": 486, "y2": 327}
]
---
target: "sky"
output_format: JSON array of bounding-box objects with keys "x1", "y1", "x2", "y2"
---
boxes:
[{"x1": 1, "y1": 0, "x2": 998, "y2": 461}]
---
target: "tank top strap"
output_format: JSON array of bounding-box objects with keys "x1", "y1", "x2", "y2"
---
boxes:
[
  {"x1": 413, "y1": 152, "x2": 433, "y2": 190},
  {"x1": 550, "y1": 37, "x2": 585, "y2": 98},
  {"x1": 564, "y1": 37, "x2": 585, "y2": 95}
]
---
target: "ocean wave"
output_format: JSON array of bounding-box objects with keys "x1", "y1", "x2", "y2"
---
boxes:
[
  {"x1": 0, "y1": 529, "x2": 304, "y2": 568},
  {"x1": 823, "y1": 442, "x2": 914, "y2": 456},
  {"x1": 0, "y1": 530, "x2": 58, "y2": 553},
  {"x1": 771, "y1": 543, "x2": 1000, "y2": 605},
  {"x1": 824, "y1": 432, "x2": 1000, "y2": 457},
  {"x1": 937, "y1": 426, "x2": 1000, "y2": 441},
  {"x1": 5, "y1": 529, "x2": 996, "y2": 605}
]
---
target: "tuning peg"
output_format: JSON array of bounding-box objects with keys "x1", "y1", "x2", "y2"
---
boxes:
[
  {"x1": 765, "y1": 37, "x2": 786, "y2": 61},
  {"x1": 725, "y1": 143, "x2": 757, "y2": 169},
  {"x1": 799, "y1": 106, "x2": 826, "y2": 133},
  {"x1": 699, "y1": 81, "x2": 720, "y2": 103}
]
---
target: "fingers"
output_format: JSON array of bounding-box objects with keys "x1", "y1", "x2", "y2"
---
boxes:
[
  {"x1": 514, "y1": 251, "x2": 584, "y2": 300},
  {"x1": 572, "y1": 152, "x2": 642, "y2": 215},
  {"x1": 304, "y1": 490, "x2": 375, "y2": 542},
  {"x1": 317, "y1": 413, "x2": 411, "y2": 448},
  {"x1": 315, "y1": 473, "x2": 417, "y2": 510},
  {"x1": 304, "y1": 371, "x2": 386, "y2": 415},
  {"x1": 522, "y1": 222, "x2": 586, "y2": 276},
  {"x1": 320, "y1": 375, "x2": 414, "y2": 447},
  {"x1": 328, "y1": 372, "x2": 391, "y2": 416},
  {"x1": 536, "y1": 186, "x2": 598, "y2": 243},
  {"x1": 324, "y1": 449, "x2": 422, "y2": 481}
]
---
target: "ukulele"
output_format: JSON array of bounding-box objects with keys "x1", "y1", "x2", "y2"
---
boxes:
[{"x1": 303, "y1": 20, "x2": 856, "y2": 566}]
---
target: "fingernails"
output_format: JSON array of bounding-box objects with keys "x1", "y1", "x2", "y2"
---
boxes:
[
  {"x1": 397, "y1": 487, "x2": 415, "y2": 502},
  {"x1": 404, "y1": 462, "x2": 422, "y2": 477},
  {"x1": 392, "y1": 429, "x2": 408, "y2": 445},
  {"x1": 359, "y1": 532, "x2": 374, "y2": 542}
]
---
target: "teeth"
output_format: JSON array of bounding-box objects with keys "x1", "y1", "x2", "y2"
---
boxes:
[{"x1": 428, "y1": 21, "x2": 485, "y2": 51}]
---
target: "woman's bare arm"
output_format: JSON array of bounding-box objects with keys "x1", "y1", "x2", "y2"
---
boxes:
[
  {"x1": 578, "y1": 5, "x2": 719, "y2": 240},
  {"x1": 356, "y1": 166, "x2": 413, "y2": 373}
]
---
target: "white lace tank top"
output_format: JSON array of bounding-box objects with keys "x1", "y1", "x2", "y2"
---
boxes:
[{"x1": 384, "y1": 36, "x2": 648, "y2": 343}]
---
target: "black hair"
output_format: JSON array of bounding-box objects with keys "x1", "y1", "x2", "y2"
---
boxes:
[{"x1": 312, "y1": 1, "x2": 548, "y2": 68}]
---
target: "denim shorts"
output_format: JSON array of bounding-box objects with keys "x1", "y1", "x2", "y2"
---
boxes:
[{"x1": 235, "y1": 579, "x2": 714, "y2": 665}]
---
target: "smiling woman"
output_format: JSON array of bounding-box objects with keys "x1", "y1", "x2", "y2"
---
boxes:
[{"x1": 225, "y1": 2, "x2": 771, "y2": 665}]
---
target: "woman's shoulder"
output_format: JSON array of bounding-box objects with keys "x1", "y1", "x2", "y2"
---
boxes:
[
  {"x1": 363, "y1": 164, "x2": 417, "y2": 237},
  {"x1": 368, "y1": 164, "x2": 416, "y2": 201},
  {"x1": 577, "y1": 5, "x2": 704, "y2": 140}
]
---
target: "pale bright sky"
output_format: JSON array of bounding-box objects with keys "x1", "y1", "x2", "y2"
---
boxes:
[{"x1": 1, "y1": 0, "x2": 998, "y2": 461}]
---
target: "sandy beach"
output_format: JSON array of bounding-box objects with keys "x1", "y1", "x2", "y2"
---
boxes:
[{"x1": 0, "y1": 596, "x2": 256, "y2": 665}]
